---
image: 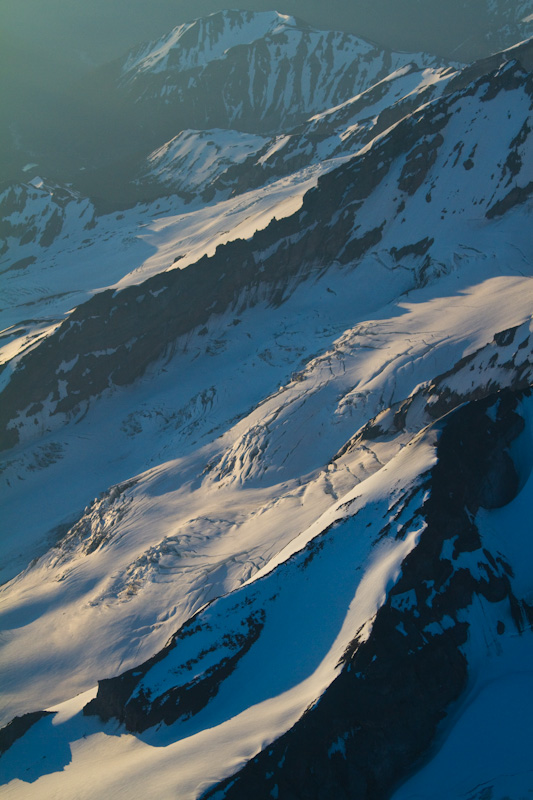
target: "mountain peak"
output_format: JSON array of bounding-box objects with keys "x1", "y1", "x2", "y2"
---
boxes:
[
  {"x1": 1, "y1": 7, "x2": 533, "y2": 800},
  {"x1": 121, "y1": 9, "x2": 303, "y2": 78}
]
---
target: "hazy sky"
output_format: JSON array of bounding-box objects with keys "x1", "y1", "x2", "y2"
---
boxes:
[
  {"x1": 2, "y1": 0, "x2": 490, "y2": 73},
  {"x1": 0, "y1": 0, "x2": 517, "y2": 149}
]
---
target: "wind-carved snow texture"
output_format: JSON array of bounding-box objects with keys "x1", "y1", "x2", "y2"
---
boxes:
[
  {"x1": 337, "y1": 317, "x2": 533, "y2": 457},
  {"x1": 1, "y1": 14, "x2": 533, "y2": 800},
  {"x1": 83, "y1": 433, "x2": 434, "y2": 740},
  {"x1": 99, "y1": 515, "x2": 237, "y2": 605}
]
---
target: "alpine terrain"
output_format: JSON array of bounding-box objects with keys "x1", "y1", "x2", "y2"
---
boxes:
[{"x1": 1, "y1": 8, "x2": 533, "y2": 800}]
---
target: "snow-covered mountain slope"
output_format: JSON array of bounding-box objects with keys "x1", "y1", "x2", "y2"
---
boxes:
[
  {"x1": 4, "y1": 9, "x2": 453, "y2": 206},
  {"x1": 117, "y1": 10, "x2": 447, "y2": 135},
  {"x1": 135, "y1": 60, "x2": 456, "y2": 202},
  {"x1": 1, "y1": 62, "x2": 459, "y2": 367},
  {"x1": 2, "y1": 387, "x2": 533, "y2": 800},
  {"x1": 198, "y1": 388, "x2": 533, "y2": 800},
  {"x1": 2, "y1": 205, "x2": 532, "y2": 699},
  {"x1": 1, "y1": 16, "x2": 533, "y2": 800},
  {"x1": 0, "y1": 161, "x2": 332, "y2": 391},
  {"x1": 0, "y1": 46, "x2": 478, "y2": 380},
  {"x1": 138, "y1": 129, "x2": 270, "y2": 199},
  {"x1": 2, "y1": 43, "x2": 532, "y2": 452},
  {"x1": 1, "y1": 261, "x2": 530, "y2": 724}
]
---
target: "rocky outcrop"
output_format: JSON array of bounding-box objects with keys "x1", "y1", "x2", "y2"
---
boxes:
[
  {"x1": 335, "y1": 319, "x2": 533, "y2": 457},
  {"x1": 0, "y1": 180, "x2": 92, "y2": 255},
  {"x1": 201, "y1": 389, "x2": 528, "y2": 800},
  {"x1": 0, "y1": 100, "x2": 446, "y2": 450},
  {"x1": 75, "y1": 386, "x2": 532, "y2": 799},
  {"x1": 87, "y1": 613, "x2": 265, "y2": 733},
  {"x1": 0, "y1": 711, "x2": 53, "y2": 756},
  {"x1": 115, "y1": 12, "x2": 445, "y2": 141},
  {"x1": 2, "y1": 50, "x2": 532, "y2": 452},
  {"x1": 486, "y1": 179, "x2": 533, "y2": 218}
]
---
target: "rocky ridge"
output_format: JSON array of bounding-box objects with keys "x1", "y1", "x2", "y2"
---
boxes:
[{"x1": 1, "y1": 46, "x2": 532, "y2": 451}]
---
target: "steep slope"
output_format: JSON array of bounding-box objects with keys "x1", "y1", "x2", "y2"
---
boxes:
[
  {"x1": 1, "y1": 21, "x2": 533, "y2": 800},
  {"x1": 1, "y1": 388, "x2": 532, "y2": 800},
  {"x1": 1, "y1": 264, "x2": 530, "y2": 721},
  {"x1": 5, "y1": 10, "x2": 449, "y2": 203},
  {"x1": 136, "y1": 60, "x2": 456, "y2": 201},
  {"x1": 200, "y1": 389, "x2": 533, "y2": 800},
  {"x1": 117, "y1": 10, "x2": 445, "y2": 134},
  {"x1": 1, "y1": 42, "x2": 532, "y2": 452},
  {"x1": 0, "y1": 161, "x2": 327, "y2": 397}
]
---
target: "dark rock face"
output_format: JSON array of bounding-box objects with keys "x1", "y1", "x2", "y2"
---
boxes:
[
  {"x1": 200, "y1": 389, "x2": 527, "y2": 800},
  {"x1": 2, "y1": 53, "x2": 532, "y2": 452},
  {"x1": 0, "y1": 711, "x2": 53, "y2": 756},
  {"x1": 397, "y1": 134, "x2": 444, "y2": 195},
  {"x1": 328, "y1": 317, "x2": 532, "y2": 466},
  {"x1": 0, "y1": 255, "x2": 36, "y2": 274},
  {"x1": 390, "y1": 237, "x2": 434, "y2": 262},
  {"x1": 84, "y1": 606, "x2": 266, "y2": 733},
  {"x1": 486, "y1": 179, "x2": 533, "y2": 218},
  {"x1": 0, "y1": 83, "x2": 451, "y2": 451}
]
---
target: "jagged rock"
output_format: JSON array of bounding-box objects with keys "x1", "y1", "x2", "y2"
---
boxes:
[{"x1": 202, "y1": 390, "x2": 527, "y2": 800}]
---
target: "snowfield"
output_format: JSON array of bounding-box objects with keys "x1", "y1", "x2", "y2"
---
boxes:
[{"x1": 1, "y1": 11, "x2": 533, "y2": 800}]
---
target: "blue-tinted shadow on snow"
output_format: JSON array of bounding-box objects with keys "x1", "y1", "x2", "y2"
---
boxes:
[
  {"x1": 0, "y1": 703, "x2": 124, "y2": 786},
  {"x1": 134, "y1": 494, "x2": 406, "y2": 748},
  {"x1": 0, "y1": 712, "x2": 72, "y2": 785}
]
